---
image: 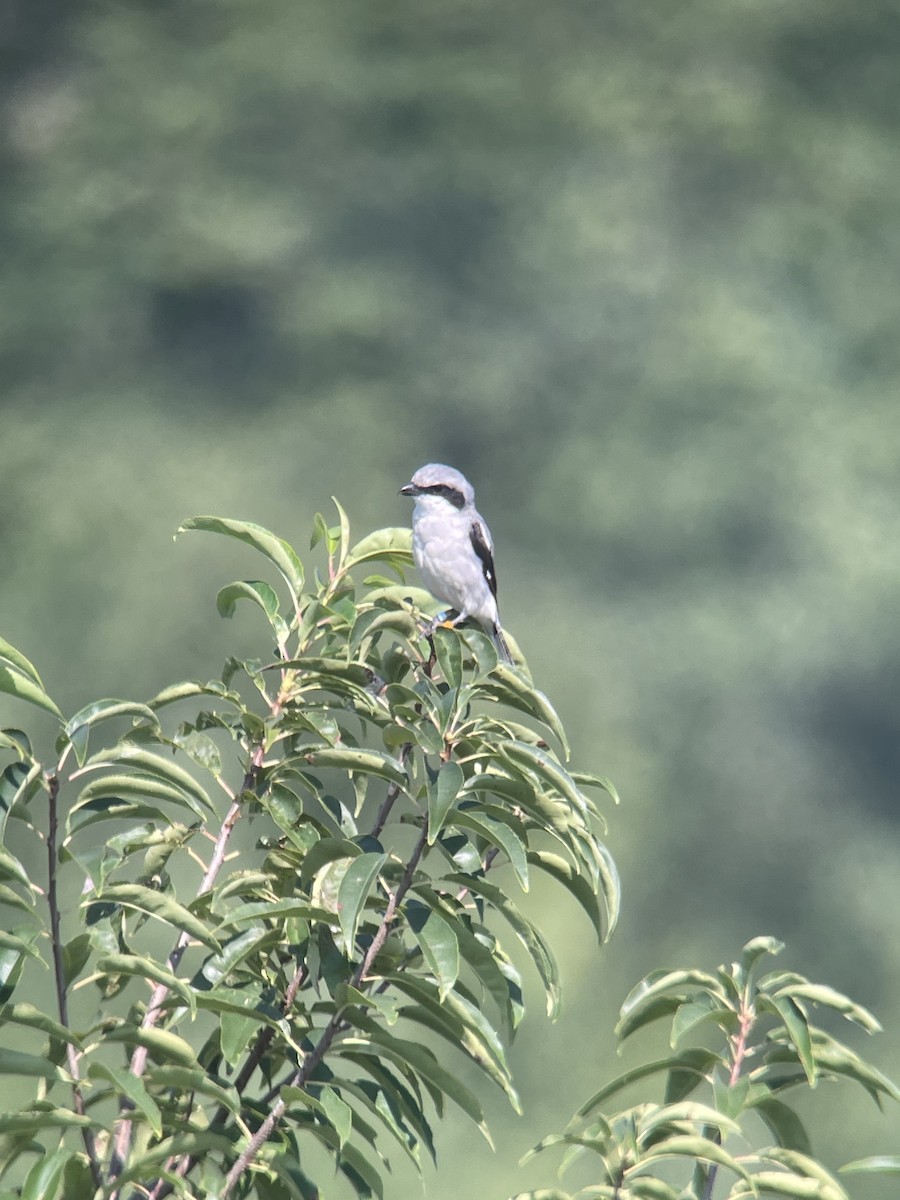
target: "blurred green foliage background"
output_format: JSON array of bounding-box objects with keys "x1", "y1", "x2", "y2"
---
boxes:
[{"x1": 2, "y1": 1, "x2": 899, "y2": 1196}]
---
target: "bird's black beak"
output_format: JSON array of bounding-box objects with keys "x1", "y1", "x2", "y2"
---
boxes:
[{"x1": 399, "y1": 483, "x2": 417, "y2": 497}]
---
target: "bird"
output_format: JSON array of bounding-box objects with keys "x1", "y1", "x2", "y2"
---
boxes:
[{"x1": 400, "y1": 463, "x2": 513, "y2": 665}]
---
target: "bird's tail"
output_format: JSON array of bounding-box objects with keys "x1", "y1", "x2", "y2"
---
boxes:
[{"x1": 492, "y1": 623, "x2": 514, "y2": 666}]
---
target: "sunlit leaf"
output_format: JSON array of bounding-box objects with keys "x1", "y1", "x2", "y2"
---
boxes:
[
  {"x1": 453, "y1": 809, "x2": 529, "y2": 889},
  {"x1": 320, "y1": 1087, "x2": 354, "y2": 1150},
  {"x1": 767, "y1": 995, "x2": 816, "y2": 1085},
  {"x1": 479, "y1": 671, "x2": 570, "y2": 760},
  {"x1": 146, "y1": 1065, "x2": 241, "y2": 1115},
  {"x1": 104, "y1": 1024, "x2": 199, "y2": 1069},
  {"x1": 427, "y1": 760, "x2": 463, "y2": 843},
  {"x1": 345, "y1": 527, "x2": 414, "y2": 570},
  {"x1": 338, "y1": 852, "x2": 387, "y2": 951},
  {"x1": 0, "y1": 1049, "x2": 68, "y2": 1081},
  {"x1": 301, "y1": 747, "x2": 407, "y2": 786},
  {"x1": 445, "y1": 873, "x2": 560, "y2": 1018},
  {"x1": 64, "y1": 700, "x2": 160, "y2": 767},
  {"x1": 499, "y1": 742, "x2": 589, "y2": 817},
  {"x1": 93, "y1": 882, "x2": 220, "y2": 949},
  {"x1": 20, "y1": 1147, "x2": 71, "y2": 1200},
  {"x1": 88, "y1": 1062, "x2": 162, "y2": 1136},
  {"x1": 433, "y1": 625, "x2": 463, "y2": 690},
  {"x1": 339, "y1": 1022, "x2": 491, "y2": 1139},
  {"x1": 769, "y1": 983, "x2": 881, "y2": 1033},
  {"x1": 0, "y1": 666, "x2": 61, "y2": 720},
  {"x1": 97, "y1": 952, "x2": 196, "y2": 1016},
  {"x1": 841, "y1": 1156, "x2": 900, "y2": 1175},
  {"x1": 178, "y1": 515, "x2": 304, "y2": 596},
  {"x1": 0, "y1": 637, "x2": 45, "y2": 687},
  {"x1": 0, "y1": 846, "x2": 33, "y2": 891},
  {"x1": 405, "y1": 904, "x2": 460, "y2": 997},
  {"x1": 577, "y1": 1050, "x2": 719, "y2": 1116},
  {"x1": 0, "y1": 1109, "x2": 93, "y2": 1133},
  {"x1": 0, "y1": 1003, "x2": 83, "y2": 1048}
]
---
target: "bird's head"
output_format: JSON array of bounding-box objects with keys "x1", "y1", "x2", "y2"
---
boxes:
[{"x1": 399, "y1": 463, "x2": 474, "y2": 511}]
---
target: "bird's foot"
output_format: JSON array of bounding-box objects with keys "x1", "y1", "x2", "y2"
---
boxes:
[{"x1": 421, "y1": 610, "x2": 461, "y2": 637}]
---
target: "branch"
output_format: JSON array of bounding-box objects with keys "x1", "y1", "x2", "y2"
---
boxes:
[
  {"x1": 47, "y1": 773, "x2": 104, "y2": 1191},
  {"x1": 219, "y1": 821, "x2": 431, "y2": 1198},
  {"x1": 110, "y1": 738, "x2": 266, "y2": 1189}
]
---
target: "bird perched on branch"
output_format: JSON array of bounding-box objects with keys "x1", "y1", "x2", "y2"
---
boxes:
[{"x1": 400, "y1": 463, "x2": 513, "y2": 665}]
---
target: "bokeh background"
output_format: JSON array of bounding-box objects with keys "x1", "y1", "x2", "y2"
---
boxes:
[{"x1": 3, "y1": 1, "x2": 899, "y2": 1196}]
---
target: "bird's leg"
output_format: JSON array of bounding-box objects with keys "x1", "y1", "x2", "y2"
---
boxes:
[{"x1": 421, "y1": 609, "x2": 463, "y2": 636}]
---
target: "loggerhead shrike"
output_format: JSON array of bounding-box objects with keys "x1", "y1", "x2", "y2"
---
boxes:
[{"x1": 400, "y1": 463, "x2": 513, "y2": 665}]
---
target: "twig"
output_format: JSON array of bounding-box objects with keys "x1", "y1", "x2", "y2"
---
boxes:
[
  {"x1": 700, "y1": 1001, "x2": 754, "y2": 1200},
  {"x1": 219, "y1": 821, "x2": 430, "y2": 1198},
  {"x1": 110, "y1": 739, "x2": 267, "y2": 1189},
  {"x1": 47, "y1": 773, "x2": 104, "y2": 1190}
]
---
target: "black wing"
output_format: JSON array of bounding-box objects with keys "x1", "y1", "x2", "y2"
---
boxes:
[{"x1": 470, "y1": 520, "x2": 498, "y2": 601}]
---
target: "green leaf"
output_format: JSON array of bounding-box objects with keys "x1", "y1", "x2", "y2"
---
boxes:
[
  {"x1": 104, "y1": 1024, "x2": 199, "y2": 1069},
  {"x1": 20, "y1": 1148, "x2": 71, "y2": 1200},
  {"x1": 479, "y1": 670, "x2": 571, "y2": 760},
  {"x1": 345, "y1": 527, "x2": 414, "y2": 569},
  {"x1": 301, "y1": 747, "x2": 408, "y2": 786},
  {"x1": 499, "y1": 741, "x2": 589, "y2": 818},
  {"x1": 0, "y1": 882, "x2": 35, "y2": 914},
  {"x1": 171, "y1": 730, "x2": 223, "y2": 776},
  {"x1": 338, "y1": 1024, "x2": 490, "y2": 1139},
  {"x1": 214, "y1": 898, "x2": 331, "y2": 932},
  {"x1": 178, "y1": 515, "x2": 304, "y2": 596},
  {"x1": 577, "y1": 1049, "x2": 720, "y2": 1116},
  {"x1": 427, "y1": 760, "x2": 464, "y2": 843},
  {"x1": 387, "y1": 972, "x2": 516, "y2": 1106},
  {"x1": 320, "y1": 1087, "x2": 354, "y2": 1150},
  {"x1": 768, "y1": 995, "x2": 816, "y2": 1084},
  {"x1": 338, "y1": 852, "x2": 387, "y2": 951},
  {"x1": 0, "y1": 1109, "x2": 93, "y2": 1133},
  {"x1": 444, "y1": 873, "x2": 560, "y2": 1018},
  {"x1": 77, "y1": 744, "x2": 215, "y2": 812},
  {"x1": 217, "y1": 579, "x2": 289, "y2": 641},
  {"x1": 405, "y1": 905, "x2": 460, "y2": 997},
  {"x1": 841, "y1": 1156, "x2": 900, "y2": 1175},
  {"x1": 88, "y1": 1062, "x2": 162, "y2": 1136},
  {"x1": 0, "y1": 846, "x2": 33, "y2": 891},
  {"x1": 0, "y1": 931, "x2": 42, "y2": 962},
  {"x1": 97, "y1": 952, "x2": 196, "y2": 1016},
  {"x1": 0, "y1": 666, "x2": 61, "y2": 720},
  {"x1": 756, "y1": 1148, "x2": 848, "y2": 1199},
  {"x1": 0, "y1": 1003, "x2": 83, "y2": 1049},
  {"x1": 62, "y1": 933, "x2": 92, "y2": 988},
  {"x1": 146, "y1": 1065, "x2": 241, "y2": 1115},
  {"x1": 433, "y1": 625, "x2": 463, "y2": 689},
  {"x1": 752, "y1": 1096, "x2": 811, "y2": 1153},
  {"x1": 149, "y1": 679, "x2": 242, "y2": 710},
  {"x1": 617, "y1": 969, "x2": 727, "y2": 1040},
  {"x1": 742, "y1": 934, "x2": 784, "y2": 970},
  {"x1": 640, "y1": 1133, "x2": 750, "y2": 1181},
  {"x1": 93, "y1": 882, "x2": 220, "y2": 950},
  {"x1": 528, "y1": 849, "x2": 607, "y2": 940},
  {"x1": 670, "y1": 994, "x2": 731, "y2": 1046},
  {"x1": 0, "y1": 637, "x2": 44, "y2": 687},
  {"x1": 0, "y1": 1049, "x2": 68, "y2": 1080},
  {"x1": 64, "y1": 700, "x2": 160, "y2": 767},
  {"x1": 454, "y1": 809, "x2": 529, "y2": 889},
  {"x1": 111, "y1": 1132, "x2": 236, "y2": 1189},
  {"x1": 769, "y1": 983, "x2": 881, "y2": 1033}
]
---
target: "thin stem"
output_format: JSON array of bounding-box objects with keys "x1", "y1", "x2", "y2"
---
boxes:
[
  {"x1": 47, "y1": 774, "x2": 104, "y2": 1190},
  {"x1": 701, "y1": 999, "x2": 754, "y2": 1200}
]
